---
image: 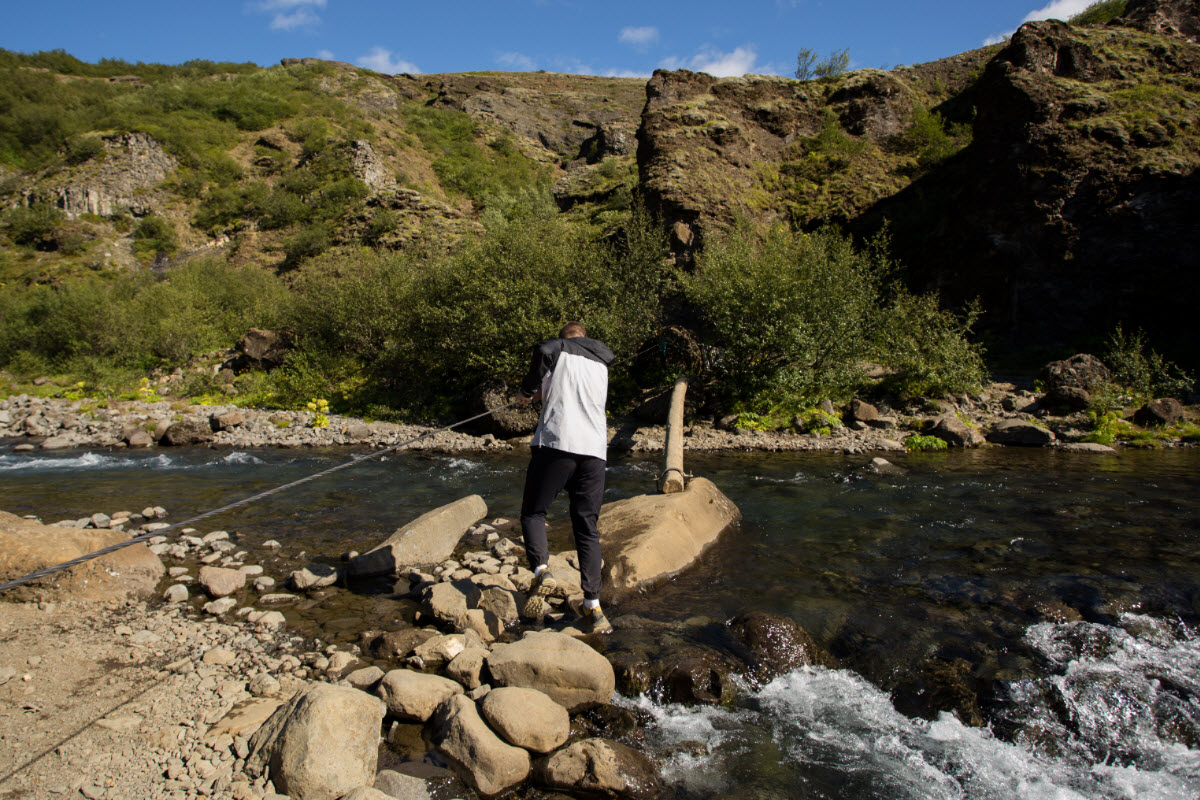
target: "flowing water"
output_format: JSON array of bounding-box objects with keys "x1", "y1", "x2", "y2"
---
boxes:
[{"x1": 2, "y1": 442, "x2": 1199, "y2": 799}]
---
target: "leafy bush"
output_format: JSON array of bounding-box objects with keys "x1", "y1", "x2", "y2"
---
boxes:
[
  {"x1": 893, "y1": 105, "x2": 969, "y2": 169},
  {"x1": 65, "y1": 135, "x2": 105, "y2": 165},
  {"x1": 684, "y1": 222, "x2": 884, "y2": 404},
  {"x1": 905, "y1": 434, "x2": 948, "y2": 452},
  {"x1": 1103, "y1": 324, "x2": 1195, "y2": 400},
  {"x1": 0, "y1": 258, "x2": 288, "y2": 371},
  {"x1": 1070, "y1": 1, "x2": 1127, "y2": 26},
  {"x1": 131, "y1": 215, "x2": 178, "y2": 259},
  {"x1": 874, "y1": 291, "x2": 986, "y2": 398},
  {"x1": 795, "y1": 48, "x2": 851, "y2": 81},
  {"x1": 403, "y1": 105, "x2": 550, "y2": 207},
  {"x1": 4, "y1": 204, "x2": 64, "y2": 249}
]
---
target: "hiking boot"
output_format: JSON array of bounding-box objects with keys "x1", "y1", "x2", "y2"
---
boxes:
[
  {"x1": 579, "y1": 604, "x2": 613, "y2": 635},
  {"x1": 521, "y1": 569, "x2": 557, "y2": 621}
]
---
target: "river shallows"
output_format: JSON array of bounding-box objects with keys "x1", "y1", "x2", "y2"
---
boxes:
[{"x1": 2, "y1": 445, "x2": 1198, "y2": 798}]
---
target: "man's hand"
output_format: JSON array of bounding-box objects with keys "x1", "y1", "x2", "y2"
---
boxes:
[{"x1": 515, "y1": 388, "x2": 542, "y2": 406}]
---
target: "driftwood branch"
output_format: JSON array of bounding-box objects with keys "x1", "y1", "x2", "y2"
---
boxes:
[{"x1": 658, "y1": 375, "x2": 689, "y2": 494}]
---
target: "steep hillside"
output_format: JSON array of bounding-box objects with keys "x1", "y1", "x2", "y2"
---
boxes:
[
  {"x1": 637, "y1": 0, "x2": 1200, "y2": 363},
  {"x1": 0, "y1": 55, "x2": 644, "y2": 281}
]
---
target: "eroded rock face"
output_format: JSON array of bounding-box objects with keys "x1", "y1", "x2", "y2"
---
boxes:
[
  {"x1": 1126, "y1": 0, "x2": 1200, "y2": 44},
  {"x1": 247, "y1": 683, "x2": 385, "y2": 800},
  {"x1": 23, "y1": 132, "x2": 177, "y2": 218},
  {"x1": 535, "y1": 737, "x2": 663, "y2": 800}
]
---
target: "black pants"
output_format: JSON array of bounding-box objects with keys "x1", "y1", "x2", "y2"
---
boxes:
[{"x1": 520, "y1": 446, "x2": 605, "y2": 600}]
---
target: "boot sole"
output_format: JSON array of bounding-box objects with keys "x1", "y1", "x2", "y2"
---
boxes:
[{"x1": 521, "y1": 574, "x2": 557, "y2": 620}]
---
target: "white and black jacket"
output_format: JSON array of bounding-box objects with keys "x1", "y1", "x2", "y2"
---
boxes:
[{"x1": 519, "y1": 336, "x2": 614, "y2": 460}]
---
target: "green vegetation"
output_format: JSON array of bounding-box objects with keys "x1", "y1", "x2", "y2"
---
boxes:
[
  {"x1": 1102, "y1": 324, "x2": 1195, "y2": 401},
  {"x1": 795, "y1": 48, "x2": 851, "y2": 81},
  {"x1": 401, "y1": 104, "x2": 550, "y2": 210},
  {"x1": 905, "y1": 434, "x2": 948, "y2": 452},
  {"x1": 1070, "y1": 1, "x2": 1127, "y2": 26},
  {"x1": 0, "y1": 49, "x2": 1001, "y2": 425},
  {"x1": 683, "y1": 222, "x2": 985, "y2": 411}
]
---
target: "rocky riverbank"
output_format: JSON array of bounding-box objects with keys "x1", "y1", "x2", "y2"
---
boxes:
[{"x1": 2, "y1": 373, "x2": 1195, "y2": 457}]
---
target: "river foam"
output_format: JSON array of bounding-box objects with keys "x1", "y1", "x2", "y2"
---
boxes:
[{"x1": 631, "y1": 615, "x2": 1200, "y2": 800}]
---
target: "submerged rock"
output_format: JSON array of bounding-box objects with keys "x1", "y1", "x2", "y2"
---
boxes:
[
  {"x1": 348, "y1": 495, "x2": 487, "y2": 578},
  {"x1": 535, "y1": 737, "x2": 663, "y2": 800},
  {"x1": 598, "y1": 477, "x2": 741, "y2": 602}
]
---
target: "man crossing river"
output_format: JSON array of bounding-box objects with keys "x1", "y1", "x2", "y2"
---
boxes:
[{"x1": 514, "y1": 321, "x2": 615, "y2": 634}]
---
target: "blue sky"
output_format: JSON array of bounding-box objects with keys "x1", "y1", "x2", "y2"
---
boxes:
[{"x1": 2, "y1": 1, "x2": 1101, "y2": 77}]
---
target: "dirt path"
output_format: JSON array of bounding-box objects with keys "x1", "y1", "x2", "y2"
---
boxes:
[{"x1": 0, "y1": 600, "x2": 305, "y2": 800}]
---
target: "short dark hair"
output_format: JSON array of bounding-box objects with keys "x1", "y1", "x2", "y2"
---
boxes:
[{"x1": 560, "y1": 321, "x2": 586, "y2": 338}]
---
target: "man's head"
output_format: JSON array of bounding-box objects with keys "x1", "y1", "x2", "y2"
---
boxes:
[{"x1": 560, "y1": 321, "x2": 586, "y2": 339}]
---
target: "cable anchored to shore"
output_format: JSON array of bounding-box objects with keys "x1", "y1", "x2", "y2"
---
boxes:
[
  {"x1": 0, "y1": 402, "x2": 519, "y2": 594},
  {"x1": 0, "y1": 339, "x2": 672, "y2": 595}
]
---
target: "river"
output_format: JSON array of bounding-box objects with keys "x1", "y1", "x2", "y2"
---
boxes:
[{"x1": 2, "y1": 444, "x2": 1198, "y2": 799}]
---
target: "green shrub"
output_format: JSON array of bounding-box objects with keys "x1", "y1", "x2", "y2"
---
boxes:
[
  {"x1": 683, "y1": 222, "x2": 883, "y2": 404},
  {"x1": 795, "y1": 48, "x2": 851, "y2": 81},
  {"x1": 905, "y1": 434, "x2": 948, "y2": 452},
  {"x1": 64, "y1": 135, "x2": 105, "y2": 165},
  {"x1": 1070, "y1": 1, "x2": 1127, "y2": 26},
  {"x1": 4, "y1": 204, "x2": 64, "y2": 250},
  {"x1": 875, "y1": 291, "x2": 986, "y2": 398},
  {"x1": 131, "y1": 215, "x2": 178, "y2": 258},
  {"x1": 894, "y1": 105, "x2": 968, "y2": 168},
  {"x1": 1103, "y1": 324, "x2": 1195, "y2": 400}
]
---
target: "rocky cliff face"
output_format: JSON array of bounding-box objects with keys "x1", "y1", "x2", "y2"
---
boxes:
[
  {"x1": 637, "y1": 1, "x2": 1200, "y2": 361},
  {"x1": 861, "y1": 10, "x2": 1200, "y2": 356},
  {"x1": 24, "y1": 131, "x2": 177, "y2": 218}
]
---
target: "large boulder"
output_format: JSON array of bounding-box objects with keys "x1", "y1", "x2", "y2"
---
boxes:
[
  {"x1": 727, "y1": 612, "x2": 835, "y2": 685},
  {"x1": 348, "y1": 496, "x2": 487, "y2": 578},
  {"x1": 986, "y1": 419, "x2": 1056, "y2": 446},
  {"x1": 0, "y1": 511, "x2": 164, "y2": 602},
  {"x1": 246, "y1": 683, "x2": 385, "y2": 800},
  {"x1": 198, "y1": 565, "x2": 247, "y2": 598},
  {"x1": 1039, "y1": 354, "x2": 1111, "y2": 393},
  {"x1": 160, "y1": 418, "x2": 214, "y2": 446},
  {"x1": 597, "y1": 478, "x2": 740, "y2": 603},
  {"x1": 236, "y1": 328, "x2": 292, "y2": 370},
  {"x1": 479, "y1": 687, "x2": 570, "y2": 754},
  {"x1": 377, "y1": 669, "x2": 464, "y2": 722},
  {"x1": 487, "y1": 631, "x2": 615, "y2": 711},
  {"x1": 1134, "y1": 397, "x2": 1185, "y2": 427},
  {"x1": 432, "y1": 695, "x2": 531, "y2": 797},
  {"x1": 926, "y1": 415, "x2": 984, "y2": 447},
  {"x1": 535, "y1": 738, "x2": 663, "y2": 800},
  {"x1": 423, "y1": 580, "x2": 482, "y2": 629}
]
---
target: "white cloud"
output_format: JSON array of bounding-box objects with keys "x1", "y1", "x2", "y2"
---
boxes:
[
  {"x1": 984, "y1": 32, "x2": 1012, "y2": 46},
  {"x1": 665, "y1": 45, "x2": 761, "y2": 77},
  {"x1": 619, "y1": 26, "x2": 660, "y2": 48},
  {"x1": 253, "y1": 0, "x2": 326, "y2": 32},
  {"x1": 497, "y1": 51, "x2": 537, "y2": 71},
  {"x1": 316, "y1": 49, "x2": 335, "y2": 59},
  {"x1": 1023, "y1": 0, "x2": 1095, "y2": 23},
  {"x1": 603, "y1": 68, "x2": 653, "y2": 79},
  {"x1": 357, "y1": 46, "x2": 420, "y2": 75},
  {"x1": 270, "y1": 9, "x2": 320, "y2": 30}
]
